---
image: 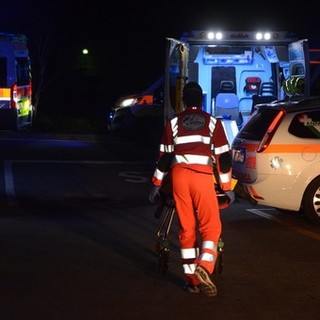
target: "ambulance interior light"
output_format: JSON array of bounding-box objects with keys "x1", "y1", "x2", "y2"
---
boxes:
[
  {"x1": 205, "y1": 31, "x2": 280, "y2": 41},
  {"x1": 206, "y1": 31, "x2": 273, "y2": 41},
  {"x1": 255, "y1": 32, "x2": 272, "y2": 40},
  {"x1": 186, "y1": 30, "x2": 296, "y2": 42},
  {"x1": 207, "y1": 32, "x2": 223, "y2": 40}
]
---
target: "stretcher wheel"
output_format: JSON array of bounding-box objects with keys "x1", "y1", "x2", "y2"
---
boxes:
[
  {"x1": 213, "y1": 238, "x2": 224, "y2": 274},
  {"x1": 158, "y1": 248, "x2": 169, "y2": 274},
  {"x1": 157, "y1": 237, "x2": 170, "y2": 274}
]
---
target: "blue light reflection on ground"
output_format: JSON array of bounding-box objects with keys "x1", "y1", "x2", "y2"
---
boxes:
[
  {"x1": 38, "y1": 140, "x2": 92, "y2": 148},
  {"x1": 0, "y1": 135, "x2": 96, "y2": 149}
]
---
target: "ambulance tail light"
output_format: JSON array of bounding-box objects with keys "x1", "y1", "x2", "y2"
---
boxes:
[
  {"x1": 257, "y1": 110, "x2": 285, "y2": 152},
  {"x1": 27, "y1": 81, "x2": 32, "y2": 98},
  {"x1": 11, "y1": 83, "x2": 18, "y2": 109}
]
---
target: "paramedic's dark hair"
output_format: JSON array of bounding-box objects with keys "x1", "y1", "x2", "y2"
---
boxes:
[{"x1": 182, "y1": 82, "x2": 203, "y2": 107}]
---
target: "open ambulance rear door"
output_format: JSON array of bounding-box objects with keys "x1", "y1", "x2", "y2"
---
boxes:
[{"x1": 163, "y1": 38, "x2": 189, "y2": 124}]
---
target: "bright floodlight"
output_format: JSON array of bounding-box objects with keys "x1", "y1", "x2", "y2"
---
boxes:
[
  {"x1": 256, "y1": 32, "x2": 272, "y2": 40},
  {"x1": 208, "y1": 32, "x2": 214, "y2": 40},
  {"x1": 256, "y1": 32, "x2": 263, "y2": 40},
  {"x1": 216, "y1": 32, "x2": 223, "y2": 40},
  {"x1": 264, "y1": 32, "x2": 271, "y2": 40}
]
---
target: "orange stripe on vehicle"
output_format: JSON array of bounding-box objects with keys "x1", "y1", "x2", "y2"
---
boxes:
[
  {"x1": 247, "y1": 185, "x2": 264, "y2": 200},
  {"x1": 0, "y1": 88, "x2": 11, "y2": 97},
  {"x1": 137, "y1": 95, "x2": 153, "y2": 105},
  {"x1": 263, "y1": 144, "x2": 320, "y2": 153}
]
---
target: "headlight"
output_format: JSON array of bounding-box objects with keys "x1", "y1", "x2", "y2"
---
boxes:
[{"x1": 119, "y1": 97, "x2": 138, "y2": 107}]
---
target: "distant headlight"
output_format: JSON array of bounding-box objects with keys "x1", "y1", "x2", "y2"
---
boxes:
[
  {"x1": 114, "y1": 94, "x2": 154, "y2": 111},
  {"x1": 120, "y1": 98, "x2": 138, "y2": 107}
]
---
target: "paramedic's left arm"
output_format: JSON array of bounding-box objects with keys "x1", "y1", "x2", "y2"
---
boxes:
[{"x1": 212, "y1": 118, "x2": 232, "y2": 191}]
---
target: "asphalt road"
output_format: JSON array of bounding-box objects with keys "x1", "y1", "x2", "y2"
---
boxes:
[{"x1": 0, "y1": 132, "x2": 319, "y2": 320}]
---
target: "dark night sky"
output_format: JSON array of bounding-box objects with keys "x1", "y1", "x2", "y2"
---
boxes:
[{"x1": 1, "y1": 1, "x2": 319, "y2": 113}]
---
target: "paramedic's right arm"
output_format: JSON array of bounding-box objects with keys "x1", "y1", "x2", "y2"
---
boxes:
[
  {"x1": 149, "y1": 153, "x2": 174, "y2": 204},
  {"x1": 212, "y1": 118, "x2": 233, "y2": 191},
  {"x1": 151, "y1": 118, "x2": 175, "y2": 187},
  {"x1": 149, "y1": 120, "x2": 174, "y2": 203}
]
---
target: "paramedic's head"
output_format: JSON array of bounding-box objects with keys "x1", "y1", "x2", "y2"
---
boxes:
[{"x1": 183, "y1": 82, "x2": 203, "y2": 107}]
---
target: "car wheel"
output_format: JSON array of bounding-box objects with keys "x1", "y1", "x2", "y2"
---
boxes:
[{"x1": 302, "y1": 176, "x2": 320, "y2": 225}]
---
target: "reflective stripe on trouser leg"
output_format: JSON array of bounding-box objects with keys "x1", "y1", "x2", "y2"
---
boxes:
[
  {"x1": 181, "y1": 247, "x2": 199, "y2": 275},
  {"x1": 197, "y1": 240, "x2": 218, "y2": 273}
]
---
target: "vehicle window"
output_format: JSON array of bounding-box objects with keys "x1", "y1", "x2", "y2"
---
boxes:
[
  {"x1": 0, "y1": 58, "x2": 7, "y2": 87},
  {"x1": 236, "y1": 108, "x2": 280, "y2": 140},
  {"x1": 16, "y1": 57, "x2": 31, "y2": 86},
  {"x1": 288, "y1": 110, "x2": 320, "y2": 139}
]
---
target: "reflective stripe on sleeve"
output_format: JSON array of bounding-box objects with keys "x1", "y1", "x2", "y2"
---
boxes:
[
  {"x1": 209, "y1": 117, "x2": 217, "y2": 133},
  {"x1": 219, "y1": 172, "x2": 231, "y2": 183},
  {"x1": 219, "y1": 171, "x2": 232, "y2": 190},
  {"x1": 153, "y1": 168, "x2": 166, "y2": 182},
  {"x1": 171, "y1": 117, "x2": 178, "y2": 136},
  {"x1": 160, "y1": 144, "x2": 174, "y2": 153},
  {"x1": 215, "y1": 144, "x2": 230, "y2": 155}
]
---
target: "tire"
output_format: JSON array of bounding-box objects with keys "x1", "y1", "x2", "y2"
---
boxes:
[{"x1": 302, "y1": 176, "x2": 320, "y2": 225}]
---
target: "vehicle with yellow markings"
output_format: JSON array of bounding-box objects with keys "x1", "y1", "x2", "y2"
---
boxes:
[
  {"x1": 231, "y1": 96, "x2": 320, "y2": 225},
  {"x1": 0, "y1": 33, "x2": 34, "y2": 130}
]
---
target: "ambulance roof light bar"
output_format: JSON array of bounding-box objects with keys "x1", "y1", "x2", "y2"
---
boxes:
[{"x1": 180, "y1": 31, "x2": 298, "y2": 44}]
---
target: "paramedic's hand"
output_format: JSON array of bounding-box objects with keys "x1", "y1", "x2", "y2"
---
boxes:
[
  {"x1": 149, "y1": 186, "x2": 161, "y2": 204},
  {"x1": 225, "y1": 190, "x2": 235, "y2": 205}
]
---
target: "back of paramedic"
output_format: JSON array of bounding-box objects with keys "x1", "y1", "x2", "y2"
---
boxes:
[{"x1": 149, "y1": 81, "x2": 232, "y2": 297}]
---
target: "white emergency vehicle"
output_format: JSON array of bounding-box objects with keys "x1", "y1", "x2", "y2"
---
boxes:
[
  {"x1": 163, "y1": 30, "x2": 319, "y2": 142},
  {"x1": 0, "y1": 33, "x2": 34, "y2": 130}
]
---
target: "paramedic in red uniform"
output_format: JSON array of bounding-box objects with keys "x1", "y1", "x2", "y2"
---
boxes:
[{"x1": 149, "y1": 82, "x2": 232, "y2": 297}]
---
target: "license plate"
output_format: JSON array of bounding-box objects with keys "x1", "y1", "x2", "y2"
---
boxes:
[{"x1": 232, "y1": 148, "x2": 246, "y2": 164}]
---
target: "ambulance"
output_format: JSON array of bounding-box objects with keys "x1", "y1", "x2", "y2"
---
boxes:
[
  {"x1": 163, "y1": 30, "x2": 320, "y2": 143},
  {"x1": 0, "y1": 33, "x2": 34, "y2": 130}
]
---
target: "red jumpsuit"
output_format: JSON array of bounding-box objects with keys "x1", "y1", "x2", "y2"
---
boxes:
[{"x1": 152, "y1": 106, "x2": 232, "y2": 286}]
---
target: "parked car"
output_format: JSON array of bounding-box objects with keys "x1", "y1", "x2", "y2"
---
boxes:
[
  {"x1": 107, "y1": 76, "x2": 164, "y2": 143},
  {"x1": 231, "y1": 96, "x2": 320, "y2": 225}
]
